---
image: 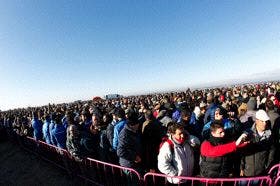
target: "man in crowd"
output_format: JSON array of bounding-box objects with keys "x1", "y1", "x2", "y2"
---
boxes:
[
  {"x1": 158, "y1": 123, "x2": 198, "y2": 184},
  {"x1": 200, "y1": 120, "x2": 248, "y2": 178},
  {"x1": 240, "y1": 109, "x2": 275, "y2": 177}
]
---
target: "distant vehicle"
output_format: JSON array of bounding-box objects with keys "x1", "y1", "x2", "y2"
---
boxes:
[{"x1": 104, "y1": 94, "x2": 122, "y2": 100}]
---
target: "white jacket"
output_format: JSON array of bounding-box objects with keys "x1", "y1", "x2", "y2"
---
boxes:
[{"x1": 158, "y1": 136, "x2": 195, "y2": 184}]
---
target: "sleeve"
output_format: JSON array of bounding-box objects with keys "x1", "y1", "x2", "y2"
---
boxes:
[
  {"x1": 200, "y1": 141, "x2": 237, "y2": 157},
  {"x1": 158, "y1": 142, "x2": 178, "y2": 176},
  {"x1": 112, "y1": 125, "x2": 119, "y2": 150},
  {"x1": 266, "y1": 143, "x2": 276, "y2": 170},
  {"x1": 204, "y1": 110, "x2": 211, "y2": 124}
]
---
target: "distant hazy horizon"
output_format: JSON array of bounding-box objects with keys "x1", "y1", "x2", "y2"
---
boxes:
[{"x1": 2, "y1": 72, "x2": 279, "y2": 111}]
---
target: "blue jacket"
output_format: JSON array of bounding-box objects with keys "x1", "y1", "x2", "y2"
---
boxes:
[
  {"x1": 51, "y1": 123, "x2": 66, "y2": 149},
  {"x1": 172, "y1": 110, "x2": 181, "y2": 123},
  {"x1": 61, "y1": 116, "x2": 68, "y2": 129},
  {"x1": 112, "y1": 119, "x2": 127, "y2": 150},
  {"x1": 32, "y1": 118, "x2": 43, "y2": 141},
  {"x1": 49, "y1": 121, "x2": 55, "y2": 145},
  {"x1": 84, "y1": 119, "x2": 92, "y2": 131},
  {"x1": 42, "y1": 119, "x2": 51, "y2": 144},
  {"x1": 204, "y1": 103, "x2": 218, "y2": 124}
]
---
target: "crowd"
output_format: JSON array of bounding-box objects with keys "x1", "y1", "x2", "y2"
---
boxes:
[{"x1": 1, "y1": 81, "x2": 280, "y2": 184}]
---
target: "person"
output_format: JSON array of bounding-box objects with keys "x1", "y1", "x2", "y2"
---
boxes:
[
  {"x1": 266, "y1": 99, "x2": 280, "y2": 129},
  {"x1": 66, "y1": 111, "x2": 83, "y2": 161},
  {"x1": 239, "y1": 96, "x2": 257, "y2": 124},
  {"x1": 157, "y1": 123, "x2": 197, "y2": 184},
  {"x1": 42, "y1": 113, "x2": 51, "y2": 144},
  {"x1": 112, "y1": 108, "x2": 127, "y2": 151},
  {"x1": 204, "y1": 93, "x2": 219, "y2": 124},
  {"x1": 80, "y1": 113, "x2": 102, "y2": 159},
  {"x1": 117, "y1": 112, "x2": 142, "y2": 185},
  {"x1": 141, "y1": 109, "x2": 161, "y2": 173},
  {"x1": 31, "y1": 111, "x2": 43, "y2": 141},
  {"x1": 240, "y1": 109, "x2": 275, "y2": 177},
  {"x1": 200, "y1": 120, "x2": 248, "y2": 178},
  {"x1": 51, "y1": 113, "x2": 66, "y2": 149},
  {"x1": 67, "y1": 124, "x2": 83, "y2": 161},
  {"x1": 202, "y1": 107, "x2": 241, "y2": 141}
]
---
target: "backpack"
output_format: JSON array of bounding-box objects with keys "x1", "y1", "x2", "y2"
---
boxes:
[{"x1": 159, "y1": 136, "x2": 174, "y2": 155}]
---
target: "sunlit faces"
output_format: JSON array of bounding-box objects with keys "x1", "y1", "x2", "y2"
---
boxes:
[
  {"x1": 211, "y1": 127, "x2": 225, "y2": 138},
  {"x1": 255, "y1": 119, "x2": 267, "y2": 132},
  {"x1": 172, "y1": 129, "x2": 186, "y2": 144},
  {"x1": 214, "y1": 109, "x2": 223, "y2": 120}
]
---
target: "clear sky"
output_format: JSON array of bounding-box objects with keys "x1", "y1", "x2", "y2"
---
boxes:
[{"x1": 0, "y1": 0, "x2": 279, "y2": 110}]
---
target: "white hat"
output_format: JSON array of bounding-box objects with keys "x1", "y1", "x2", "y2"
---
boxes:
[{"x1": 256, "y1": 109, "x2": 270, "y2": 122}]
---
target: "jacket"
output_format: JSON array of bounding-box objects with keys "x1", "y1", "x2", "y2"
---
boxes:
[
  {"x1": 117, "y1": 124, "x2": 141, "y2": 168},
  {"x1": 240, "y1": 124, "x2": 275, "y2": 176},
  {"x1": 42, "y1": 119, "x2": 51, "y2": 144},
  {"x1": 204, "y1": 103, "x2": 218, "y2": 124},
  {"x1": 112, "y1": 119, "x2": 126, "y2": 150},
  {"x1": 51, "y1": 123, "x2": 67, "y2": 149},
  {"x1": 158, "y1": 136, "x2": 194, "y2": 184},
  {"x1": 66, "y1": 125, "x2": 82, "y2": 161},
  {"x1": 31, "y1": 118, "x2": 43, "y2": 141},
  {"x1": 200, "y1": 140, "x2": 237, "y2": 177}
]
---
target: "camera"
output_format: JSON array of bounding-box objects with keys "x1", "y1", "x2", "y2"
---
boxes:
[{"x1": 241, "y1": 130, "x2": 253, "y2": 143}]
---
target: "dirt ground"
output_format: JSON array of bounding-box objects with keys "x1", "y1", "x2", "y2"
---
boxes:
[{"x1": 0, "y1": 139, "x2": 79, "y2": 186}]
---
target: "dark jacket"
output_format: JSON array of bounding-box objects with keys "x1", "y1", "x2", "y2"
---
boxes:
[
  {"x1": 200, "y1": 139, "x2": 237, "y2": 178},
  {"x1": 66, "y1": 125, "x2": 82, "y2": 161},
  {"x1": 240, "y1": 124, "x2": 275, "y2": 176},
  {"x1": 117, "y1": 124, "x2": 141, "y2": 168},
  {"x1": 141, "y1": 119, "x2": 161, "y2": 170}
]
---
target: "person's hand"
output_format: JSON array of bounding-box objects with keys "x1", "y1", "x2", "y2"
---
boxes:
[
  {"x1": 135, "y1": 155, "x2": 141, "y2": 163},
  {"x1": 236, "y1": 133, "x2": 248, "y2": 146},
  {"x1": 240, "y1": 169, "x2": 245, "y2": 177}
]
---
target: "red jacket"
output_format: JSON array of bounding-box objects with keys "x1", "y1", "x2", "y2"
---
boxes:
[{"x1": 200, "y1": 141, "x2": 236, "y2": 157}]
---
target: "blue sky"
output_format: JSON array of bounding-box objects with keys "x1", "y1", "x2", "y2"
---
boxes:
[{"x1": 0, "y1": 0, "x2": 279, "y2": 110}]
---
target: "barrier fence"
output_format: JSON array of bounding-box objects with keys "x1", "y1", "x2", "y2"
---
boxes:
[
  {"x1": 8, "y1": 133, "x2": 280, "y2": 186},
  {"x1": 144, "y1": 172, "x2": 272, "y2": 186}
]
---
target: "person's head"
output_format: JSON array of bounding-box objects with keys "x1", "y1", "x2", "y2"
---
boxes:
[
  {"x1": 214, "y1": 108, "x2": 224, "y2": 120},
  {"x1": 181, "y1": 109, "x2": 191, "y2": 122},
  {"x1": 207, "y1": 93, "x2": 214, "y2": 104},
  {"x1": 144, "y1": 109, "x2": 154, "y2": 121},
  {"x1": 210, "y1": 120, "x2": 225, "y2": 138},
  {"x1": 266, "y1": 99, "x2": 274, "y2": 111},
  {"x1": 53, "y1": 113, "x2": 62, "y2": 125},
  {"x1": 114, "y1": 108, "x2": 126, "y2": 121},
  {"x1": 255, "y1": 109, "x2": 270, "y2": 132},
  {"x1": 81, "y1": 110, "x2": 91, "y2": 122},
  {"x1": 92, "y1": 113, "x2": 102, "y2": 127},
  {"x1": 199, "y1": 102, "x2": 207, "y2": 114},
  {"x1": 238, "y1": 103, "x2": 247, "y2": 117},
  {"x1": 169, "y1": 123, "x2": 186, "y2": 144},
  {"x1": 126, "y1": 112, "x2": 140, "y2": 131},
  {"x1": 103, "y1": 113, "x2": 112, "y2": 125}
]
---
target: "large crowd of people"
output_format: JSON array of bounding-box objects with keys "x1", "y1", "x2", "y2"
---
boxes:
[{"x1": 1, "y1": 81, "x2": 280, "y2": 183}]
